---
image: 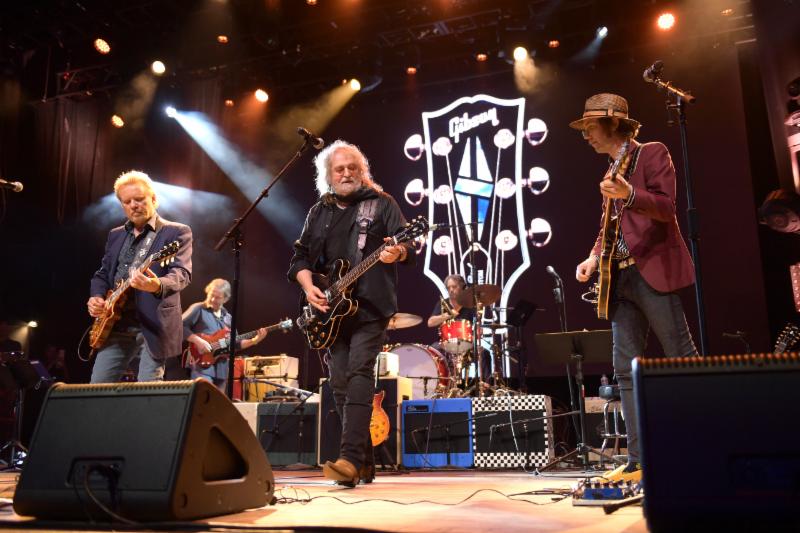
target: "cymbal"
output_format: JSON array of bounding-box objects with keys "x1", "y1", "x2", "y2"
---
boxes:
[
  {"x1": 456, "y1": 284, "x2": 502, "y2": 308},
  {"x1": 387, "y1": 312, "x2": 423, "y2": 330}
]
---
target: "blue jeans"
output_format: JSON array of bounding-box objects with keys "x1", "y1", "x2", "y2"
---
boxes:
[
  {"x1": 90, "y1": 329, "x2": 165, "y2": 383},
  {"x1": 610, "y1": 266, "x2": 697, "y2": 462}
]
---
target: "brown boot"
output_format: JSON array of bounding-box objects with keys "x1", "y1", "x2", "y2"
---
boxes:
[
  {"x1": 323, "y1": 458, "x2": 359, "y2": 487},
  {"x1": 359, "y1": 463, "x2": 376, "y2": 484}
]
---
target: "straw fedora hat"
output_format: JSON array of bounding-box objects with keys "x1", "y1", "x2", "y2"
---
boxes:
[{"x1": 569, "y1": 93, "x2": 642, "y2": 131}]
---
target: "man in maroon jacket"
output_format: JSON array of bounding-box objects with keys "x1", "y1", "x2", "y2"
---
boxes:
[{"x1": 572, "y1": 94, "x2": 697, "y2": 482}]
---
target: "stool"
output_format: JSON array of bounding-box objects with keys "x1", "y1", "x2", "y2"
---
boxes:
[{"x1": 598, "y1": 384, "x2": 627, "y2": 469}]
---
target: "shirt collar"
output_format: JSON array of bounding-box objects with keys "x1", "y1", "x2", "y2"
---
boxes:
[{"x1": 124, "y1": 213, "x2": 159, "y2": 234}]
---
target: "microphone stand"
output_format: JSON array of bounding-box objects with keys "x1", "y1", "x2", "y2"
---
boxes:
[
  {"x1": 647, "y1": 70, "x2": 708, "y2": 356},
  {"x1": 214, "y1": 137, "x2": 316, "y2": 400}
]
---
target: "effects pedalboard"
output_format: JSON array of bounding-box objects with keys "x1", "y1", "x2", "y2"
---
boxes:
[{"x1": 572, "y1": 479, "x2": 641, "y2": 506}]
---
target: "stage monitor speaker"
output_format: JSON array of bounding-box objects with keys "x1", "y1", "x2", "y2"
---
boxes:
[
  {"x1": 13, "y1": 379, "x2": 274, "y2": 522},
  {"x1": 634, "y1": 354, "x2": 800, "y2": 532}
]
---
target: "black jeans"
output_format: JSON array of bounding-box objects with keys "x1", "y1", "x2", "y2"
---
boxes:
[{"x1": 328, "y1": 315, "x2": 388, "y2": 470}]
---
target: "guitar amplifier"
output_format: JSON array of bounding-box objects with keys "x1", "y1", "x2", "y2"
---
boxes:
[
  {"x1": 401, "y1": 398, "x2": 474, "y2": 468},
  {"x1": 233, "y1": 355, "x2": 299, "y2": 402},
  {"x1": 234, "y1": 401, "x2": 319, "y2": 466},
  {"x1": 471, "y1": 395, "x2": 554, "y2": 469},
  {"x1": 317, "y1": 377, "x2": 411, "y2": 467}
]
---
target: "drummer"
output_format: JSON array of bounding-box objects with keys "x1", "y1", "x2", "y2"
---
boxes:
[
  {"x1": 427, "y1": 274, "x2": 474, "y2": 328},
  {"x1": 427, "y1": 274, "x2": 491, "y2": 382}
]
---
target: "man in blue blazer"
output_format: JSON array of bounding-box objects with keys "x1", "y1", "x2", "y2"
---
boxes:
[{"x1": 87, "y1": 171, "x2": 192, "y2": 382}]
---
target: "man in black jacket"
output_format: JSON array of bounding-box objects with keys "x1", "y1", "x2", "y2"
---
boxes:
[{"x1": 288, "y1": 140, "x2": 413, "y2": 487}]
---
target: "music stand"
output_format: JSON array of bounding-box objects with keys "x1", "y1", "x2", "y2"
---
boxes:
[
  {"x1": 533, "y1": 330, "x2": 622, "y2": 472},
  {"x1": 507, "y1": 300, "x2": 537, "y2": 393}
]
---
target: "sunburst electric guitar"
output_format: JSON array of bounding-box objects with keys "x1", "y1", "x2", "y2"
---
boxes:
[
  {"x1": 182, "y1": 318, "x2": 293, "y2": 368},
  {"x1": 595, "y1": 144, "x2": 635, "y2": 320},
  {"x1": 369, "y1": 390, "x2": 391, "y2": 446},
  {"x1": 88, "y1": 240, "x2": 181, "y2": 356},
  {"x1": 296, "y1": 216, "x2": 429, "y2": 350}
]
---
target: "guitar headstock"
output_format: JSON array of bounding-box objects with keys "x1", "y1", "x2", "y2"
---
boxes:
[
  {"x1": 394, "y1": 216, "x2": 430, "y2": 244},
  {"x1": 153, "y1": 240, "x2": 180, "y2": 267},
  {"x1": 278, "y1": 318, "x2": 293, "y2": 332}
]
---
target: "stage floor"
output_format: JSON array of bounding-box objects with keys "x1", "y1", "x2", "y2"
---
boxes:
[{"x1": 1, "y1": 468, "x2": 647, "y2": 532}]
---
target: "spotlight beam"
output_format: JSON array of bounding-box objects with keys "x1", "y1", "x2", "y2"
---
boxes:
[{"x1": 170, "y1": 110, "x2": 304, "y2": 244}]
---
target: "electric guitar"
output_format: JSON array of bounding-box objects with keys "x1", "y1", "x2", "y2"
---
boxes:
[
  {"x1": 369, "y1": 390, "x2": 391, "y2": 446},
  {"x1": 182, "y1": 318, "x2": 293, "y2": 368},
  {"x1": 773, "y1": 323, "x2": 800, "y2": 354},
  {"x1": 296, "y1": 216, "x2": 429, "y2": 350},
  {"x1": 88, "y1": 240, "x2": 181, "y2": 356},
  {"x1": 595, "y1": 143, "x2": 635, "y2": 320}
]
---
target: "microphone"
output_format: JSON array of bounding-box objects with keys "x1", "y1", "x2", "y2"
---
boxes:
[
  {"x1": 297, "y1": 127, "x2": 324, "y2": 149},
  {"x1": 545, "y1": 265, "x2": 563, "y2": 285},
  {"x1": 643, "y1": 60, "x2": 664, "y2": 83},
  {"x1": 0, "y1": 178, "x2": 23, "y2": 193},
  {"x1": 546, "y1": 265, "x2": 564, "y2": 306}
]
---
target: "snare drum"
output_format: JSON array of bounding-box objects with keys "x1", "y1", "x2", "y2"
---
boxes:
[
  {"x1": 389, "y1": 343, "x2": 450, "y2": 399},
  {"x1": 439, "y1": 319, "x2": 473, "y2": 354}
]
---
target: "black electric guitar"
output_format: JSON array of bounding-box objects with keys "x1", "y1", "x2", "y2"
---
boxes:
[
  {"x1": 773, "y1": 323, "x2": 800, "y2": 354},
  {"x1": 595, "y1": 142, "x2": 635, "y2": 320},
  {"x1": 297, "y1": 216, "x2": 429, "y2": 349}
]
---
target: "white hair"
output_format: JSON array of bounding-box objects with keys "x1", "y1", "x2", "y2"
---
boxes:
[{"x1": 313, "y1": 140, "x2": 380, "y2": 197}]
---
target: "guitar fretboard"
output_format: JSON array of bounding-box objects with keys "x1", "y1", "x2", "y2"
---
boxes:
[{"x1": 329, "y1": 241, "x2": 393, "y2": 298}]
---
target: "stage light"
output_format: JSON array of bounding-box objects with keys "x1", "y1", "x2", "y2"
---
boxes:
[
  {"x1": 657, "y1": 13, "x2": 676, "y2": 31},
  {"x1": 27, "y1": 321, "x2": 38, "y2": 328},
  {"x1": 306, "y1": 0, "x2": 318, "y2": 5},
  {"x1": 151, "y1": 60, "x2": 166, "y2": 75},
  {"x1": 548, "y1": 40, "x2": 560, "y2": 48},
  {"x1": 349, "y1": 78, "x2": 361, "y2": 91},
  {"x1": 597, "y1": 26, "x2": 608, "y2": 39},
  {"x1": 254, "y1": 88, "x2": 269, "y2": 102},
  {"x1": 512, "y1": 46, "x2": 529, "y2": 62},
  {"x1": 93, "y1": 38, "x2": 111, "y2": 55},
  {"x1": 721, "y1": 8, "x2": 734, "y2": 16},
  {"x1": 110, "y1": 114, "x2": 125, "y2": 128},
  {"x1": 217, "y1": 35, "x2": 229, "y2": 44},
  {"x1": 406, "y1": 66, "x2": 417, "y2": 75},
  {"x1": 476, "y1": 52, "x2": 488, "y2": 62},
  {"x1": 165, "y1": 106, "x2": 177, "y2": 118},
  {"x1": 224, "y1": 99, "x2": 235, "y2": 107}
]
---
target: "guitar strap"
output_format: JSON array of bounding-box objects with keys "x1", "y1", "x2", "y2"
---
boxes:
[{"x1": 354, "y1": 198, "x2": 379, "y2": 264}]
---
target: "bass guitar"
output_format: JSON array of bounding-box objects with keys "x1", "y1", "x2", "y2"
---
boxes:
[
  {"x1": 595, "y1": 142, "x2": 634, "y2": 320},
  {"x1": 296, "y1": 216, "x2": 429, "y2": 350},
  {"x1": 88, "y1": 240, "x2": 181, "y2": 356},
  {"x1": 182, "y1": 318, "x2": 293, "y2": 368}
]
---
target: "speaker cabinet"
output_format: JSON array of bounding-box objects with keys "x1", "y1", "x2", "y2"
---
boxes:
[
  {"x1": 258, "y1": 402, "x2": 318, "y2": 466},
  {"x1": 13, "y1": 380, "x2": 274, "y2": 521},
  {"x1": 317, "y1": 377, "x2": 411, "y2": 466},
  {"x1": 634, "y1": 354, "x2": 800, "y2": 532},
  {"x1": 401, "y1": 398, "x2": 474, "y2": 468}
]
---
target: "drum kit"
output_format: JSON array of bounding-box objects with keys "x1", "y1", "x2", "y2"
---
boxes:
[{"x1": 381, "y1": 283, "x2": 515, "y2": 399}]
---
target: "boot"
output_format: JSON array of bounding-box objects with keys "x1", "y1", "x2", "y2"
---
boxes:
[{"x1": 323, "y1": 458, "x2": 359, "y2": 488}]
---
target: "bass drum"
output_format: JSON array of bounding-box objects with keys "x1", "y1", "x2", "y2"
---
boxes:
[{"x1": 389, "y1": 343, "x2": 450, "y2": 400}]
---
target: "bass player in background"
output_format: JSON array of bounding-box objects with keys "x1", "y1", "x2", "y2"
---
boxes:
[
  {"x1": 572, "y1": 93, "x2": 697, "y2": 483},
  {"x1": 288, "y1": 140, "x2": 413, "y2": 487},
  {"x1": 182, "y1": 278, "x2": 268, "y2": 392},
  {"x1": 87, "y1": 170, "x2": 192, "y2": 383}
]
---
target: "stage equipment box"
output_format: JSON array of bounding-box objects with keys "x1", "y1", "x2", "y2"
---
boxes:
[
  {"x1": 233, "y1": 354, "x2": 299, "y2": 402},
  {"x1": 401, "y1": 398, "x2": 474, "y2": 468},
  {"x1": 318, "y1": 377, "x2": 411, "y2": 466},
  {"x1": 471, "y1": 395, "x2": 554, "y2": 468},
  {"x1": 235, "y1": 401, "x2": 318, "y2": 466}
]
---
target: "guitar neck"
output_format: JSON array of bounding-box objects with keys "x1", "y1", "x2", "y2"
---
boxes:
[
  {"x1": 330, "y1": 241, "x2": 393, "y2": 296},
  {"x1": 108, "y1": 256, "x2": 157, "y2": 304}
]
